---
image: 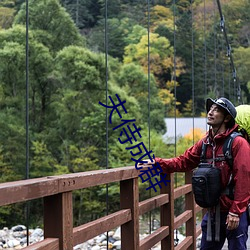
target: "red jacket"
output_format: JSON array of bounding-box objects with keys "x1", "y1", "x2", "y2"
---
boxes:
[{"x1": 155, "y1": 124, "x2": 250, "y2": 216}]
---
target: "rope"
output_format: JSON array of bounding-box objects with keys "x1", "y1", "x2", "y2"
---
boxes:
[
  {"x1": 104, "y1": 0, "x2": 109, "y2": 247},
  {"x1": 213, "y1": 0, "x2": 217, "y2": 94},
  {"x1": 147, "y1": 0, "x2": 152, "y2": 234},
  {"x1": 203, "y1": 0, "x2": 207, "y2": 97},
  {"x1": 173, "y1": 0, "x2": 177, "y2": 158},
  {"x1": 76, "y1": 0, "x2": 79, "y2": 27},
  {"x1": 25, "y1": 0, "x2": 30, "y2": 245},
  {"x1": 216, "y1": 0, "x2": 242, "y2": 104},
  {"x1": 191, "y1": 0, "x2": 195, "y2": 145},
  {"x1": 172, "y1": 0, "x2": 179, "y2": 245}
]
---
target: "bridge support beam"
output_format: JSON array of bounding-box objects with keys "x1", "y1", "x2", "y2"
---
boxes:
[
  {"x1": 161, "y1": 173, "x2": 174, "y2": 250},
  {"x1": 185, "y1": 171, "x2": 196, "y2": 250},
  {"x1": 44, "y1": 192, "x2": 73, "y2": 250},
  {"x1": 120, "y1": 178, "x2": 139, "y2": 250}
]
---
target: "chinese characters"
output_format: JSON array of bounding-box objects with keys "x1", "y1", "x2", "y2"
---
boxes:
[{"x1": 99, "y1": 94, "x2": 170, "y2": 191}]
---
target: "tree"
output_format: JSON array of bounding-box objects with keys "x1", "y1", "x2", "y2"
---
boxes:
[
  {"x1": 14, "y1": 0, "x2": 84, "y2": 52},
  {"x1": 61, "y1": 0, "x2": 101, "y2": 29},
  {"x1": 0, "y1": 6, "x2": 15, "y2": 29},
  {"x1": 234, "y1": 46, "x2": 250, "y2": 102},
  {"x1": 116, "y1": 62, "x2": 166, "y2": 132}
]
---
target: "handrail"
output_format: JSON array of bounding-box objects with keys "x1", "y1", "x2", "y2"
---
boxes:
[{"x1": 0, "y1": 165, "x2": 203, "y2": 250}]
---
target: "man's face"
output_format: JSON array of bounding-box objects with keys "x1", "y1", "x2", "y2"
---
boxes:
[{"x1": 207, "y1": 104, "x2": 226, "y2": 127}]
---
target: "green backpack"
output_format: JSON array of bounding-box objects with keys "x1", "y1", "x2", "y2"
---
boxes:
[{"x1": 235, "y1": 105, "x2": 250, "y2": 142}]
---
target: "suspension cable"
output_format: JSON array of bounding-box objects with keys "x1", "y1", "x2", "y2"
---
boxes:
[
  {"x1": 104, "y1": 0, "x2": 109, "y2": 248},
  {"x1": 172, "y1": 0, "x2": 179, "y2": 245},
  {"x1": 191, "y1": 0, "x2": 195, "y2": 144},
  {"x1": 216, "y1": 0, "x2": 242, "y2": 104},
  {"x1": 147, "y1": 0, "x2": 152, "y2": 234},
  {"x1": 203, "y1": 0, "x2": 207, "y2": 98},
  {"x1": 213, "y1": 0, "x2": 217, "y2": 94},
  {"x1": 25, "y1": 0, "x2": 30, "y2": 245}
]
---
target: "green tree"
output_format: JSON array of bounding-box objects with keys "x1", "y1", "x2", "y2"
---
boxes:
[
  {"x1": 116, "y1": 63, "x2": 166, "y2": 132},
  {"x1": 0, "y1": 6, "x2": 15, "y2": 29},
  {"x1": 14, "y1": 0, "x2": 84, "y2": 52}
]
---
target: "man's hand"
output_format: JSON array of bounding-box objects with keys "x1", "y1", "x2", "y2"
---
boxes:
[
  {"x1": 138, "y1": 159, "x2": 155, "y2": 166},
  {"x1": 226, "y1": 213, "x2": 240, "y2": 230}
]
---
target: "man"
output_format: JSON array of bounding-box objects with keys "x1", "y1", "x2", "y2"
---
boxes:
[{"x1": 140, "y1": 97, "x2": 250, "y2": 250}]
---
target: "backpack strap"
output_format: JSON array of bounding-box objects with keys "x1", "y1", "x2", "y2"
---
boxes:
[
  {"x1": 200, "y1": 142, "x2": 208, "y2": 163},
  {"x1": 223, "y1": 131, "x2": 242, "y2": 169},
  {"x1": 223, "y1": 132, "x2": 243, "y2": 200}
]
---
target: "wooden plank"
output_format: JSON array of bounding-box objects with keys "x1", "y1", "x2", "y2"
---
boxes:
[
  {"x1": 175, "y1": 236, "x2": 193, "y2": 250},
  {"x1": 44, "y1": 192, "x2": 73, "y2": 250},
  {"x1": 0, "y1": 177, "x2": 59, "y2": 206},
  {"x1": 196, "y1": 226, "x2": 202, "y2": 237},
  {"x1": 22, "y1": 238, "x2": 59, "y2": 250},
  {"x1": 174, "y1": 210, "x2": 192, "y2": 229},
  {"x1": 58, "y1": 166, "x2": 139, "y2": 192},
  {"x1": 195, "y1": 204, "x2": 203, "y2": 213},
  {"x1": 174, "y1": 184, "x2": 192, "y2": 199},
  {"x1": 185, "y1": 171, "x2": 196, "y2": 250},
  {"x1": 73, "y1": 209, "x2": 131, "y2": 245},
  {"x1": 120, "y1": 178, "x2": 139, "y2": 250},
  {"x1": 161, "y1": 173, "x2": 174, "y2": 250},
  {"x1": 0, "y1": 166, "x2": 141, "y2": 206},
  {"x1": 139, "y1": 194, "x2": 169, "y2": 215},
  {"x1": 140, "y1": 226, "x2": 169, "y2": 250}
]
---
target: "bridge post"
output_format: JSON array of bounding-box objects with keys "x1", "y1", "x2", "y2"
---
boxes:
[
  {"x1": 43, "y1": 192, "x2": 73, "y2": 250},
  {"x1": 161, "y1": 173, "x2": 174, "y2": 250},
  {"x1": 185, "y1": 171, "x2": 196, "y2": 250},
  {"x1": 120, "y1": 178, "x2": 139, "y2": 250}
]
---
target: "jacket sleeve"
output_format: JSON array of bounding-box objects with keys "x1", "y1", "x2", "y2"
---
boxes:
[
  {"x1": 155, "y1": 140, "x2": 203, "y2": 173},
  {"x1": 229, "y1": 136, "x2": 250, "y2": 215}
]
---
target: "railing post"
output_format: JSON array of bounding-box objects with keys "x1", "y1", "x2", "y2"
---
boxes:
[
  {"x1": 185, "y1": 171, "x2": 196, "y2": 250},
  {"x1": 120, "y1": 178, "x2": 139, "y2": 250},
  {"x1": 161, "y1": 173, "x2": 174, "y2": 250},
  {"x1": 44, "y1": 192, "x2": 73, "y2": 250}
]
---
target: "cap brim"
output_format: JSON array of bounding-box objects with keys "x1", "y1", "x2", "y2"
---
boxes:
[{"x1": 206, "y1": 98, "x2": 215, "y2": 113}]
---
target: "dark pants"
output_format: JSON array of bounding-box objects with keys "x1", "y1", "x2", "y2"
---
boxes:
[{"x1": 200, "y1": 211, "x2": 249, "y2": 250}]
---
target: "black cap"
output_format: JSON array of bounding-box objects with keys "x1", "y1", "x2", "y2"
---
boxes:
[{"x1": 206, "y1": 97, "x2": 237, "y2": 119}]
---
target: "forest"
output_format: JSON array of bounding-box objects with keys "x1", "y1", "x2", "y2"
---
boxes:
[{"x1": 0, "y1": 0, "x2": 249, "y2": 228}]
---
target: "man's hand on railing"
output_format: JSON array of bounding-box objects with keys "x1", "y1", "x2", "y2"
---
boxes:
[{"x1": 138, "y1": 159, "x2": 155, "y2": 166}]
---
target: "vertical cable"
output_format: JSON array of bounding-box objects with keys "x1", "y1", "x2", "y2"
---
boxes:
[
  {"x1": 213, "y1": 0, "x2": 217, "y2": 94},
  {"x1": 76, "y1": 0, "x2": 79, "y2": 27},
  {"x1": 173, "y1": 0, "x2": 176, "y2": 156},
  {"x1": 104, "y1": 0, "x2": 109, "y2": 247},
  {"x1": 228, "y1": 64, "x2": 231, "y2": 100},
  {"x1": 25, "y1": 0, "x2": 30, "y2": 245},
  {"x1": 173, "y1": 0, "x2": 179, "y2": 245},
  {"x1": 191, "y1": 0, "x2": 195, "y2": 145},
  {"x1": 216, "y1": 0, "x2": 241, "y2": 103},
  {"x1": 147, "y1": 0, "x2": 152, "y2": 234},
  {"x1": 203, "y1": 0, "x2": 207, "y2": 97}
]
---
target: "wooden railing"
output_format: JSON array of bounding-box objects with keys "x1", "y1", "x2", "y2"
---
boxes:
[{"x1": 0, "y1": 165, "x2": 203, "y2": 250}]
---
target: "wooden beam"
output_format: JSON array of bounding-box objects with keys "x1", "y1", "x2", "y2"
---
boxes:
[
  {"x1": 22, "y1": 238, "x2": 59, "y2": 250},
  {"x1": 58, "y1": 166, "x2": 138, "y2": 192},
  {"x1": 120, "y1": 178, "x2": 139, "y2": 250},
  {"x1": 185, "y1": 172, "x2": 196, "y2": 250},
  {"x1": 44, "y1": 192, "x2": 73, "y2": 250},
  {"x1": 175, "y1": 236, "x2": 193, "y2": 250},
  {"x1": 174, "y1": 210, "x2": 192, "y2": 229},
  {"x1": 139, "y1": 194, "x2": 169, "y2": 215},
  {"x1": 0, "y1": 166, "x2": 141, "y2": 206},
  {"x1": 0, "y1": 177, "x2": 59, "y2": 206},
  {"x1": 73, "y1": 209, "x2": 131, "y2": 245},
  {"x1": 161, "y1": 173, "x2": 174, "y2": 250},
  {"x1": 174, "y1": 184, "x2": 192, "y2": 199},
  {"x1": 140, "y1": 226, "x2": 169, "y2": 250}
]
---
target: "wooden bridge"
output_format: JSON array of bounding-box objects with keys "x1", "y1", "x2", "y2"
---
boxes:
[{"x1": 0, "y1": 165, "x2": 204, "y2": 250}]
